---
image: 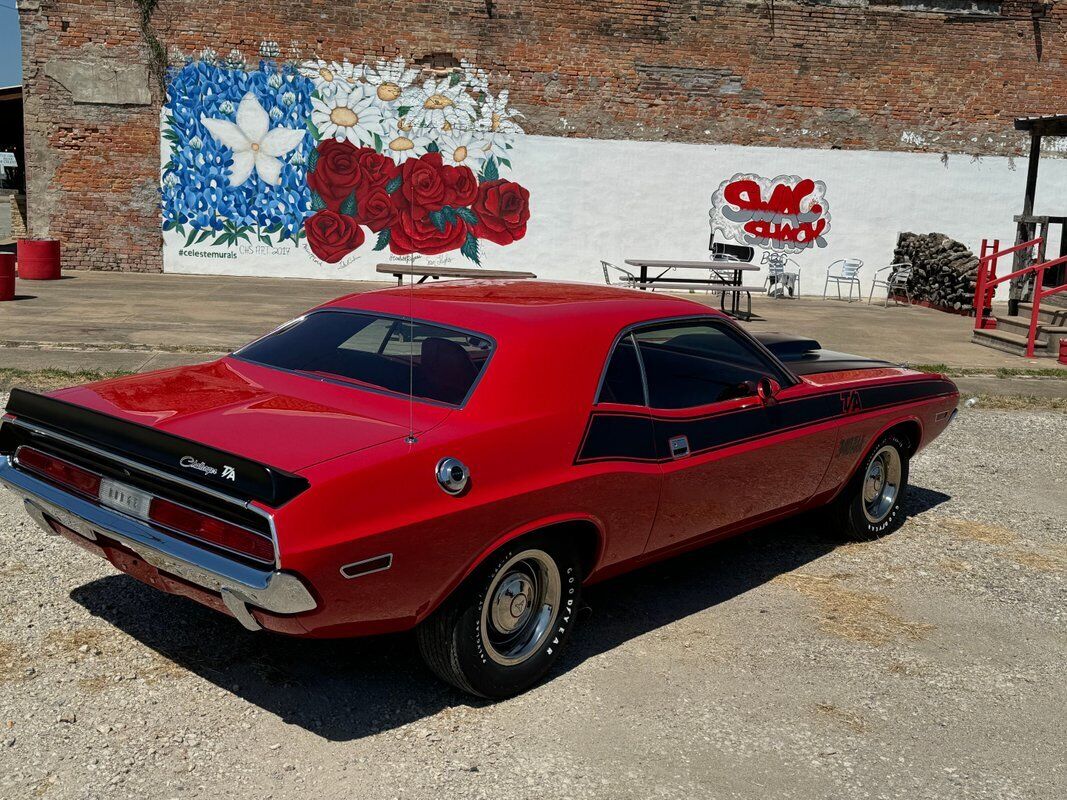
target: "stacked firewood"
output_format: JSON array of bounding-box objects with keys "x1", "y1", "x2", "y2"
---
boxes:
[{"x1": 891, "y1": 232, "x2": 979, "y2": 312}]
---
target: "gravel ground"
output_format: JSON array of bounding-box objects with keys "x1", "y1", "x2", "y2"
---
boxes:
[{"x1": 0, "y1": 399, "x2": 1064, "y2": 800}]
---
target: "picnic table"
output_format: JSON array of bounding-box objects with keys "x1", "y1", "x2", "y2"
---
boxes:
[
  {"x1": 624, "y1": 258, "x2": 763, "y2": 316},
  {"x1": 376, "y1": 264, "x2": 536, "y2": 285}
]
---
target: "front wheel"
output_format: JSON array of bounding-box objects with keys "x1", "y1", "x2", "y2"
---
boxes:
[
  {"x1": 831, "y1": 432, "x2": 910, "y2": 540},
  {"x1": 416, "y1": 536, "x2": 582, "y2": 698}
]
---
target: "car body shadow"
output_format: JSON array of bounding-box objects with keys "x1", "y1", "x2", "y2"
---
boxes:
[{"x1": 69, "y1": 484, "x2": 951, "y2": 742}]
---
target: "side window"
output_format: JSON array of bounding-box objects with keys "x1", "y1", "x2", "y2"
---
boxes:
[
  {"x1": 634, "y1": 322, "x2": 783, "y2": 409},
  {"x1": 597, "y1": 335, "x2": 646, "y2": 406}
]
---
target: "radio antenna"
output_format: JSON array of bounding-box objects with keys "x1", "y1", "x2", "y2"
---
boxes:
[{"x1": 405, "y1": 256, "x2": 417, "y2": 445}]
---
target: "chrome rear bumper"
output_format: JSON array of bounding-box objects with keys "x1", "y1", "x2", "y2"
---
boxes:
[{"x1": 0, "y1": 458, "x2": 315, "y2": 631}]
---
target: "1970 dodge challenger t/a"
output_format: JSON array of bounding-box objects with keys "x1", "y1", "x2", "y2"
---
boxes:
[{"x1": 0, "y1": 281, "x2": 958, "y2": 697}]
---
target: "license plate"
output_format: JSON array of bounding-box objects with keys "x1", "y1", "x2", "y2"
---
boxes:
[{"x1": 99, "y1": 478, "x2": 153, "y2": 520}]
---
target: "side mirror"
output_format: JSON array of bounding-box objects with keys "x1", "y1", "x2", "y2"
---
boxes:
[{"x1": 756, "y1": 377, "x2": 781, "y2": 405}]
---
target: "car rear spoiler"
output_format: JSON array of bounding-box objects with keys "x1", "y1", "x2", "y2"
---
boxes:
[{"x1": 0, "y1": 388, "x2": 309, "y2": 508}]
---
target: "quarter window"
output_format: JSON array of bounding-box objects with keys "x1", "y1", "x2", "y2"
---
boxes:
[
  {"x1": 634, "y1": 321, "x2": 784, "y2": 409},
  {"x1": 598, "y1": 335, "x2": 645, "y2": 406}
]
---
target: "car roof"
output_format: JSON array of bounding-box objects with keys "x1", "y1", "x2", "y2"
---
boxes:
[{"x1": 321, "y1": 279, "x2": 719, "y2": 336}]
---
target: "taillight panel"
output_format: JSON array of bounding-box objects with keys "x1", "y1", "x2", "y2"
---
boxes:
[
  {"x1": 149, "y1": 497, "x2": 275, "y2": 564},
  {"x1": 13, "y1": 446, "x2": 274, "y2": 565},
  {"x1": 15, "y1": 447, "x2": 102, "y2": 498}
]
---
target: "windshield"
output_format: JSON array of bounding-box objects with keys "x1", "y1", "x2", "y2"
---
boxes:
[{"x1": 235, "y1": 310, "x2": 494, "y2": 406}]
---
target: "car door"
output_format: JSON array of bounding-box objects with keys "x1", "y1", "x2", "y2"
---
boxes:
[
  {"x1": 637, "y1": 318, "x2": 838, "y2": 553},
  {"x1": 573, "y1": 332, "x2": 664, "y2": 569}
]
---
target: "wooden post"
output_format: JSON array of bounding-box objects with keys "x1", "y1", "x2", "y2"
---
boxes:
[{"x1": 1010, "y1": 131, "x2": 1042, "y2": 315}]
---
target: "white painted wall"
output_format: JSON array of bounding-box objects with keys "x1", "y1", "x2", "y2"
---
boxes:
[{"x1": 166, "y1": 134, "x2": 1067, "y2": 301}]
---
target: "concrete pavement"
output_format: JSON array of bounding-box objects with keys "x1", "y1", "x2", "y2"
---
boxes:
[{"x1": 0, "y1": 271, "x2": 1064, "y2": 380}]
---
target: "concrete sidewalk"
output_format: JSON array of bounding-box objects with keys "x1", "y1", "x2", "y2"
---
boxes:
[
  {"x1": 1, "y1": 270, "x2": 1064, "y2": 378},
  {"x1": 0, "y1": 271, "x2": 392, "y2": 373}
]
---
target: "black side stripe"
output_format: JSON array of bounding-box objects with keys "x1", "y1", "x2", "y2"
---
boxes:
[{"x1": 575, "y1": 378, "x2": 956, "y2": 465}]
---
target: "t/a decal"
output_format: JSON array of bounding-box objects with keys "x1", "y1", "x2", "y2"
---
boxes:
[{"x1": 839, "y1": 391, "x2": 862, "y2": 415}]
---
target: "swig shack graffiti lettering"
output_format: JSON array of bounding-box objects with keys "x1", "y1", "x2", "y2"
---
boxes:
[{"x1": 710, "y1": 173, "x2": 831, "y2": 253}]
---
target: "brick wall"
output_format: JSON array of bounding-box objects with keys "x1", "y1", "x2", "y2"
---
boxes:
[{"x1": 17, "y1": 0, "x2": 1067, "y2": 272}]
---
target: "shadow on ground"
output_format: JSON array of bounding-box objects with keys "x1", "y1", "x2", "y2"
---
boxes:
[{"x1": 71, "y1": 485, "x2": 951, "y2": 742}]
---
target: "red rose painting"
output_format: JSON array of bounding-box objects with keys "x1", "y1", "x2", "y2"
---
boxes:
[
  {"x1": 304, "y1": 141, "x2": 531, "y2": 266},
  {"x1": 300, "y1": 60, "x2": 529, "y2": 266},
  {"x1": 306, "y1": 140, "x2": 366, "y2": 211},
  {"x1": 305, "y1": 209, "x2": 366, "y2": 263},
  {"x1": 472, "y1": 180, "x2": 531, "y2": 246}
]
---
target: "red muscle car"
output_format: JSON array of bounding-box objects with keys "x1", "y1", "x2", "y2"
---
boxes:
[{"x1": 0, "y1": 281, "x2": 958, "y2": 697}]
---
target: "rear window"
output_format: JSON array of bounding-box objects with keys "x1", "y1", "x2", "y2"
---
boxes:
[{"x1": 236, "y1": 311, "x2": 493, "y2": 406}]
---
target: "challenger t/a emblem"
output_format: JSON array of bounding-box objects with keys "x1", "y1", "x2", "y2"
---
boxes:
[
  {"x1": 222, "y1": 465, "x2": 237, "y2": 481},
  {"x1": 179, "y1": 456, "x2": 219, "y2": 476},
  {"x1": 839, "y1": 391, "x2": 862, "y2": 415}
]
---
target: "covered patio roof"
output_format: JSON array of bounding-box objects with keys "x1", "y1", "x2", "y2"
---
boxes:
[{"x1": 1014, "y1": 115, "x2": 1067, "y2": 137}]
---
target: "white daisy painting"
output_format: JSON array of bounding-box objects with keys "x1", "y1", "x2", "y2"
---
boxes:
[
  {"x1": 476, "y1": 89, "x2": 524, "y2": 161},
  {"x1": 364, "y1": 57, "x2": 419, "y2": 104},
  {"x1": 437, "y1": 130, "x2": 489, "y2": 171},
  {"x1": 299, "y1": 54, "x2": 523, "y2": 179},
  {"x1": 311, "y1": 84, "x2": 389, "y2": 147},
  {"x1": 400, "y1": 77, "x2": 478, "y2": 132}
]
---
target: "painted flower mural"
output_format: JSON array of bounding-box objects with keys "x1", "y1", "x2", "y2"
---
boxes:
[
  {"x1": 201, "y1": 92, "x2": 305, "y2": 187},
  {"x1": 162, "y1": 59, "x2": 314, "y2": 247},
  {"x1": 162, "y1": 52, "x2": 528, "y2": 264}
]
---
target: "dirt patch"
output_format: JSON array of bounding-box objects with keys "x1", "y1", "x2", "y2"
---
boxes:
[
  {"x1": 139, "y1": 653, "x2": 192, "y2": 685},
  {"x1": 938, "y1": 557, "x2": 973, "y2": 574},
  {"x1": 1004, "y1": 548, "x2": 1066, "y2": 573},
  {"x1": 42, "y1": 627, "x2": 111, "y2": 658},
  {"x1": 933, "y1": 517, "x2": 1064, "y2": 571},
  {"x1": 76, "y1": 674, "x2": 113, "y2": 695},
  {"x1": 813, "y1": 702, "x2": 868, "y2": 732},
  {"x1": 775, "y1": 572, "x2": 934, "y2": 647},
  {"x1": 935, "y1": 517, "x2": 1020, "y2": 546},
  {"x1": 0, "y1": 639, "x2": 20, "y2": 684}
]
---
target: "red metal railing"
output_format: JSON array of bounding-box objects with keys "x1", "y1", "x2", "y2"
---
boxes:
[
  {"x1": 974, "y1": 236, "x2": 1067, "y2": 357},
  {"x1": 973, "y1": 237, "x2": 1041, "y2": 329},
  {"x1": 1025, "y1": 267, "x2": 1067, "y2": 357}
]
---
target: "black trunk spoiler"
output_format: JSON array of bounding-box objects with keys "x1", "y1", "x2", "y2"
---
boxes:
[
  {"x1": 0, "y1": 389, "x2": 309, "y2": 508},
  {"x1": 753, "y1": 333, "x2": 897, "y2": 376}
]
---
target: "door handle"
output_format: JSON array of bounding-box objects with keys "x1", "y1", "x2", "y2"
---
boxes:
[{"x1": 669, "y1": 435, "x2": 690, "y2": 459}]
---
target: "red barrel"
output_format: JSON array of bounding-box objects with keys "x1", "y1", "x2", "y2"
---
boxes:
[
  {"x1": 1059, "y1": 339, "x2": 1067, "y2": 366},
  {"x1": 0, "y1": 252, "x2": 15, "y2": 301},
  {"x1": 17, "y1": 238, "x2": 62, "y2": 280}
]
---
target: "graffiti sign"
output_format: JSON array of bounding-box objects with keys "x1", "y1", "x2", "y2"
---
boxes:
[
  {"x1": 162, "y1": 53, "x2": 528, "y2": 265},
  {"x1": 710, "y1": 173, "x2": 830, "y2": 253}
]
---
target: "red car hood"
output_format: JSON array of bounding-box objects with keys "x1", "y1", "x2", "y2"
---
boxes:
[{"x1": 50, "y1": 358, "x2": 450, "y2": 472}]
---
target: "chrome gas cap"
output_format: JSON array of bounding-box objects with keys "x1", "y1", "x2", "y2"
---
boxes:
[{"x1": 436, "y1": 457, "x2": 470, "y2": 495}]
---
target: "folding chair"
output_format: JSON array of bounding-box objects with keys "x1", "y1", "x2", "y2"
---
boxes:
[
  {"x1": 868, "y1": 262, "x2": 913, "y2": 306},
  {"x1": 822, "y1": 259, "x2": 864, "y2": 301},
  {"x1": 762, "y1": 252, "x2": 802, "y2": 299},
  {"x1": 601, "y1": 261, "x2": 639, "y2": 288}
]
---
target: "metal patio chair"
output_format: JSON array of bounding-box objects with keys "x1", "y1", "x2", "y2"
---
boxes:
[
  {"x1": 868, "y1": 262, "x2": 913, "y2": 306},
  {"x1": 762, "y1": 252, "x2": 802, "y2": 299},
  {"x1": 822, "y1": 258, "x2": 864, "y2": 301},
  {"x1": 601, "y1": 260, "x2": 639, "y2": 288}
]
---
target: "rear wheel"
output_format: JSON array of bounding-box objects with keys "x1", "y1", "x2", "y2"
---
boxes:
[
  {"x1": 831, "y1": 432, "x2": 910, "y2": 541},
  {"x1": 417, "y1": 535, "x2": 582, "y2": 698}
]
